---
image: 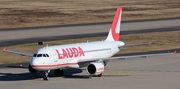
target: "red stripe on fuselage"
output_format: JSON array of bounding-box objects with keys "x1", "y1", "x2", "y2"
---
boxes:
[
  {"x1": 31, "y1": 63, "x2": 78, "y2": 68},
  {"x1": 111, "y1": 8, "x2": 121, "y2": 41}
]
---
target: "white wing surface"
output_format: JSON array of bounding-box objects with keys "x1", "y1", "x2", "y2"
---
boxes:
[
  {"x1": 110, "y1": 51, "x2": 176, "y2": 59},
  {"x1": 3, "y1": 47, "x2": 33, "y2": 57},
  {"x1": 78, "y1": 50, "x2": 176, "y2": 67}
]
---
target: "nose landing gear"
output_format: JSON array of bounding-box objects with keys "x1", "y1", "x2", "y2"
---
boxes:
[{"x1": 43, "y1": 70, "x2": 50, "y2": 81}]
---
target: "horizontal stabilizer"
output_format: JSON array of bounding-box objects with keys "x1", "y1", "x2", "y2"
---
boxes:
[{"x1": 124, "y1": 42, "x2": 152, "y2": 47}]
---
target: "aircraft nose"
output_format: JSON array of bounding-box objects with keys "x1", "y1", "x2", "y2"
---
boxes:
[{"x1": 30, "y1": 58, "x2": 41, "y2": 66}]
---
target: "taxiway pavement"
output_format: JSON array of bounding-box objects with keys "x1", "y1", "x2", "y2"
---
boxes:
[
  {"x1": 0, "y1": 54, "x2": 179, "y2": 89},
  {"x1": 0, "y1": 18, "x2": 180, "y2": 89},
  {"x1": 0, "y1": 18, "x2": 180, "y2": 46}
]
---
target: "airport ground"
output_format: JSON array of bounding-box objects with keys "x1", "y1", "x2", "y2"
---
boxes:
[
  {"x1": 0, "y1": 18, "x2": 180, "y2": 89},
  {"x1": 0, "y1": 54, "x2": 179, "y2": 89},
  {"x1": 0, "y1": 0, "x2": 180, "y2": 29},
  {"x1": 0, "y1": 18, "x2": 180, "y2": 64},
  {"x1": 0, "y1": 0, "x2": 180, "y2": 89}
]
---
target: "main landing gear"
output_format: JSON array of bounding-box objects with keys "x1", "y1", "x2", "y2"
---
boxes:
[
  {"x1": 93, "y1": 73, "x2": 102, "y2": 77},
  {"x1": 43, "y1": 69, "x2": 64, "y2": 81},
  {"x1": 97, "y1": 73, "x2": 102, "y2": 77}
]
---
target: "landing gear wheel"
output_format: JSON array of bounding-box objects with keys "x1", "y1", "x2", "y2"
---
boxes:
[
  {"x1": 97, "y1": 73, "x2": 102, "y2": 77},
  {"x1": 54, "y1": 69, "x2": 64, "y2": 77},
  {"x1": 43, "y1": 76, "x2": 48, "y2": 81},
  {"x1": 93, "y1": 73, "x2": 102, "y2": 77}
]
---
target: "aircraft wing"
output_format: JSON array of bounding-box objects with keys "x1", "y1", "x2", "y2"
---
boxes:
[
  {"x1": 109, "y1": 51, "x2": 176, "y2": 59},
  {"x1": 78, "y1": 50, "x2": 176, "y2": 67},
  {"x1": 3, "y1": 47, "x2": 33, "y2": 57},
  {"x1": 78, "y1": 50, "x2": 176, "y2": 62}
]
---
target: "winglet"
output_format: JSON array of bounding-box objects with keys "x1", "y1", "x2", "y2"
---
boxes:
[
  {"x1": 3, "y1": 47, "x2": 6, "y2": 52},
  {"x1": 173, "y1": 50, "x2": 177, "y2": 56}
]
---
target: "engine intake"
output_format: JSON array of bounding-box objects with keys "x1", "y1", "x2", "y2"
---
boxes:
[{"x1": 86, "y1": 62, "x2": 104, "y2": 75}]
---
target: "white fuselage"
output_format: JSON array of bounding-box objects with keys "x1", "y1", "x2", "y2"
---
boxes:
[
  {"x1": 3, "y1": 8, "x2": 125, "y2": 80},
  {"x1": 28, "y1": 8, "x2": 124, "y2": 71},
  {"x1": 30, "y1": 41, "x2": 125, "y2": 70}
]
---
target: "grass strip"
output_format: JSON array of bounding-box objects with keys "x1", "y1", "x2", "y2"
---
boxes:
[{"x1": 0, "y1": 30, "x2": 180, "y2": 64}]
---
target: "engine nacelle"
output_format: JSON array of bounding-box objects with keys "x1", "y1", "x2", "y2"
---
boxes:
[
  {"x1": 86, "y1": 62, "x2": 104, "y2": 75},
  {"x1": 28, "y1": 64, "x2": 39, "y2": 73}
]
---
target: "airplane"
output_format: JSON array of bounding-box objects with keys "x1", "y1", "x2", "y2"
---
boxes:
[{"x1": 3, "y1": 7, "x2": 176, "y2": 81}]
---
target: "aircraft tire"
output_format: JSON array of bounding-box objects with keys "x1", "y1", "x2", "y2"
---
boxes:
[
  {"x1": 97, "y1": 73, "x2": 102, "y2": 77},
  {"x1": 43, "y1": 76, "x2": 48, "y2": 81}
]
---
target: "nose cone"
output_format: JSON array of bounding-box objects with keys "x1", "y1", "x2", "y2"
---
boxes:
[{"x1": 30, "y1": 57, "x2": 41, "y2": 66}]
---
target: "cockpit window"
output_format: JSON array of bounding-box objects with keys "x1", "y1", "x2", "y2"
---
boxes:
[
  {"x1": 46, "y1": 54, "x2": 49, "y2": 57},
  {"x1": 33, "y1": 54, "x2": 49, "y2": 57},
  {"x1": 33, "y1": 54, "x2": 37, "y2": 57},
  {"x1": 43, "y1": 54, "x2": 46, "y2": 57},
  {"x1": 37, "y1": 54, "x2": 42, "y2": 57}
]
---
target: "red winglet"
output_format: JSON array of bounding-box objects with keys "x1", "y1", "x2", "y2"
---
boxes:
[
  {"x1": 3, "y1": 47, "x2": 6, "y2": 52},
  {"x1": 173, "y1": 50, "x2": 177, "y2": 56}
]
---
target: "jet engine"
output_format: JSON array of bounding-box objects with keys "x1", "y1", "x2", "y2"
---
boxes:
[
  {"x1": 86, "y1": 62, "x2": 104, "y2": 75},
  {"x1": 28, "y1": 64, "x2": 38, "y2": 73}
]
